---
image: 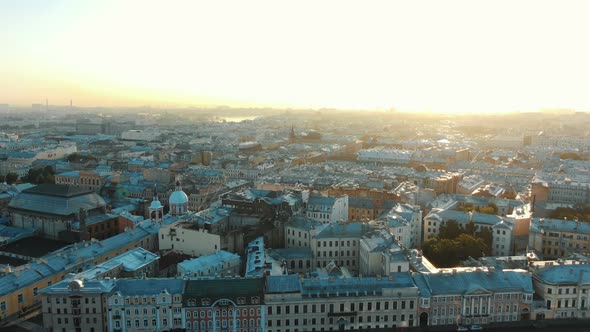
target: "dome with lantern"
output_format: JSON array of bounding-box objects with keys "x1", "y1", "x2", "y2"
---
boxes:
[{"x1": 169, "y1": 180, "x2": 188, "y2": 216}]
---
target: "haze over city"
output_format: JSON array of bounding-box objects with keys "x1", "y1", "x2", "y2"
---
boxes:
[
  {"x1": 4, "y1": 2, "x2": 590, "y2": 332},
  {"x1": 2, "y1": 0, "x2": 590, "y2": 113}
]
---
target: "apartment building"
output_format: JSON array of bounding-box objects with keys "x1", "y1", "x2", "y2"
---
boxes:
[
  {"x1": 531, "y1": 260, "x2": 590, "y2": 319},
  {"x1": 108, "y1": 279, "x2": 185, "y2": 332},
  {"x1": 42, "y1": 279, "x2": 114, "y2": 332},
  {"x1": 305, "y1": 195, "x2": 348, "y2": 224},
  {"x1": 529, "y1": 218, "x2": 590, "y2": 259},
  {"x1": 265, "y1": 273, "x2": 420, "y2": 331},
  {"x1": 412, "y1": 268, "x2": 534, "y2": 327}
]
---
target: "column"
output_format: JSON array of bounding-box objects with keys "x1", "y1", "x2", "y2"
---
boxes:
[
  {"x1": 169, "y1": 305, "x2": 173, "y2": 330},
  {"x1": 122, "y1": 306, "x2": 127, "y2": 332},
  {"x1": 108, "y1": 309, "x2": 113, "y2": 332},
  {"x1": 462, "y1": 297, "x2": 467, "y2": 321},
  {"x1": 233, "y1": 306, "x2": 238, "y2": 332},
  {"x1": 156, "y1": 304, "x2": 161, "y2": 332},
  {"x1": 213, "y1": 309, "x2": 217, "y2": 332},
  {"x1": 479, "y1": 297, "x2": 483, "y2": 316},
  {"x1": 261, "y1": 304, "x2": 266, "y2": 332}
]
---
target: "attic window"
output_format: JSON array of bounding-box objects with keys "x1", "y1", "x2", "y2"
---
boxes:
[
  {"x1": 188, "y1": 299, "x2": 196, "y2": 306},
  {"x1": 236, "y1": 297, "x2": 246, "y2": 305},
  {"x1": 251, "y1": 296, "x2": 260, "y2": 304},
  {"x1": 201, "y1": 298, "x2": 211, "y2": 306}
]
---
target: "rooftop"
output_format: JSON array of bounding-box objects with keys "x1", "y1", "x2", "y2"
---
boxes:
[
  {"x1": 534, "y1": 263, "x2": 590, "y2": 285},
  {"x1": 184, "y1": 277, "x2": 264, "y2": 305},
  {"x1": 178, "y1": 251, "x2": 240, "y2": 274},
  {"x1": 114, "y1": 278, "x2": 185, "y2": 296}
]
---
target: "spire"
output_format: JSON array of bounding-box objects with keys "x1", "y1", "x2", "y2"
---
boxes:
[{"x1": 289, "y1": 125, "x2": 296, "y2": 144}]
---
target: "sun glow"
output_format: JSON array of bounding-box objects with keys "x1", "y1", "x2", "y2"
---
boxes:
[{"x1": 2, "y1": 0, "x2": 590, "y2": 113}]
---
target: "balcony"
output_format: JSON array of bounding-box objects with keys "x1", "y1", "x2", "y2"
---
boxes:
[{"x1": 113, "y1": 314, "x2": 122, "y2": 319}]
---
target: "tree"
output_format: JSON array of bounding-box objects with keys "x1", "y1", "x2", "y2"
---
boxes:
[
  {"x1": 422, "y1": 238, "x2": 461, "y2": 267},
  {"x1": 22, "y1": 166, "x2": 56, "y2": 184},
  {"x1": 479, "y1": 203, "x2": 498, "y2": 215},
  {"x1": 439, "y1": 220, "x2": 463, "y2": 239},
  {"x1": 477, "y1": 226, "x2": 494, "y2": 249},
  {"x1": 456, "y1": 233, "x2": 489, "y2": 260},
  {"x1": 66, "y1": 152, "x2": 97, "y2": 163},
  {"x1": 5, "y1": 172, "x2": 18, "y2": 184},
  {"x1": 422, "y1": 234, "x2": 490, "y2": 267}
]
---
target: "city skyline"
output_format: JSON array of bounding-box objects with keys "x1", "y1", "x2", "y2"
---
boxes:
[{"x1": 2, "y1": 0, "x2": 590, "y2": 113}]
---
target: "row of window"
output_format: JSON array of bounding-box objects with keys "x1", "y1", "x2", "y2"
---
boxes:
[
  {"x1": 547, "y1": 287, "x2": 579, "y2": 295},
  {"x1": 432, "y1": 304, "x2": 519, "y2": 316},
  {"x1": 268, "y1": 300, "x2": 415, "y2": 315},
  {"x1": 317, "y1": 250, "x2": 356, "y2": 258},
  {"x1": 114, "y1": 306, "x2": 181, "y2": 316},
  {"x1": 268, "y1": 314, "x2": 413, "y2": 327},
  {"x1": 49, "y1": 296, "x2": 95, "y2": 305},
  {"x1": 49, "y1": 307, "x2": 97, "y2": 314},
  {"x1": 114, "y1": 318, "x2": 181, "y2": 328},
  {"x1": 195, "y1": 297, "x2": 259, "y2": 306},
  {"x1": 56, "y1": 317, "x2": 97, "y2": 325},
  {"x1": 112, "y1": 295, "x2": 179, "y2": 305},
  {"x1": 318, "y1": 240, "x2": 357, "y2": 248},
  {"x1": 185, "y1": 318, "x2": 260, "y2": 329},
  {"x1": 186, "y1": 308, "x2": 261, "y2": 318}
]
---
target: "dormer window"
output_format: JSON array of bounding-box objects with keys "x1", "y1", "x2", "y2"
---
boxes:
[
  {"x1": 251, "y1": 296, "x2": 260, "y2": 304},
  {"x1": 188, "y1": 299, "x2": 196, "y2": 306},
  {"x1": 202, "y1": 298, "x2": 211, "y2": 306},
  {"x1": 236, "y1": 297, "x2": 246, "y2": 305}
]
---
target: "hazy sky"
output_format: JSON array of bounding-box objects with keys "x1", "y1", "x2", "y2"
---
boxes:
[{"x1": 1, "y1": 0, "x2": 590, "y2": 113}]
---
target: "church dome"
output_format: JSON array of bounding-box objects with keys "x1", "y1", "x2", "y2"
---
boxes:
[
  {"x1": 169, "y1": 181, "x2": 188, "y2": 206},
  {"x1": 169, "y1": 190, "x2": 189, "y2": 205}
]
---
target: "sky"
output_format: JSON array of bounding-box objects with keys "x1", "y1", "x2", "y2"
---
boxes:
[{"x1": 1, "y1": 0, "x2": 590, "y2": 113}]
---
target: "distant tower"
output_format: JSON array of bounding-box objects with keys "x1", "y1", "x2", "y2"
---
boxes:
[
  {"x1": 289, "y1": 125, "x2": 296, "y2": 144},
  {"x1": 149, "y1": 186, "x2": 164, "y2": 223}
]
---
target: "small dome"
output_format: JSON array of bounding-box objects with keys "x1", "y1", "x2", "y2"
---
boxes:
[
  {"x1": 68, "y1": 279, "x2": 84, "y2": 290},
  {"x1": 169, "y1": 190, "x2": 188, "y2": 205},
  {"x1": 150, "y1": 199, "x2": 163, "y2": 210}
]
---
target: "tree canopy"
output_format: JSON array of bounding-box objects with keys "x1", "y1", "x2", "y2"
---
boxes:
[
  {"x1": 423, "y1": 219, "x2": 492, "y2": 267},
  {"x1": 22, "y1": 166, "x2": 55, "y2": 184},
  {"x1": 5, "y1": 172, "x2": 18, "y2": 184}
]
